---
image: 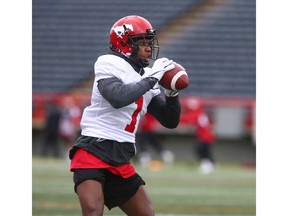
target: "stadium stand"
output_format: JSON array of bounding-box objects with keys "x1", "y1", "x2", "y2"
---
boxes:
[
  {"x1": 32, "y1": 0, "x2": 256, "y2": 132},
  {"x1": 33, "y1": 0, "x2": 255, "y2": 98},
  {"x1": 32, "y1": 0, "x2": 200, "y2": 92},
  {"x1": 160, "y1": 0, "x2": 256, "y2": 97}
]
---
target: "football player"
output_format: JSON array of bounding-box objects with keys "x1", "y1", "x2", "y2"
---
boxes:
[{"x1": 69, "y1": 15, "x2": 181, "y2": 216}]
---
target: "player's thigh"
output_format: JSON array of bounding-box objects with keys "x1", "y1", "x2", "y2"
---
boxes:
[
  {"x1": 73, "y1": 168, "x2": 106, "y2": 215},
  {"x1": 76, "y1": 180, "x2": 105, "y2": 216},
  {"x1": 119, "y1": 185, "x2": 155, "y2": 216}
]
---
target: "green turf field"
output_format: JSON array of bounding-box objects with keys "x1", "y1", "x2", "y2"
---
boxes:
[{"x1": 32, "y1": 157, "x2": 256, "y2": 216}]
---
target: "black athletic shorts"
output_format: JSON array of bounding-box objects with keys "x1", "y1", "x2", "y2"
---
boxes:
[{"x1": 73, "y1": 168, "x2": 145, "y2": 210}]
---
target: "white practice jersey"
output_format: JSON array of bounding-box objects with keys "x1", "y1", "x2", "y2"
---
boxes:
[{"x1": 81, "y1": 54, "x2": 161, "y2": 143}]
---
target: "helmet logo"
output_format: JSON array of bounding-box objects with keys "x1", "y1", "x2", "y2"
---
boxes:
[{"x1": 113, "y1": 24, "x2": 134, "y2": 39}]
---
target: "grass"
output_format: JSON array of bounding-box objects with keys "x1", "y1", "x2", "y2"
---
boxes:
[{"x1": 32, "y1": 157, "x2": 256, "y2": 216}]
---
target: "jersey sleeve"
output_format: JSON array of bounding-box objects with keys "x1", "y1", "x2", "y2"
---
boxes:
[
  {"x1": 147, "y1": 95, "x2": 181, "y2": 129},
  {"x1": 98, "y1": 77, "x2": 157, "y2": 109}
]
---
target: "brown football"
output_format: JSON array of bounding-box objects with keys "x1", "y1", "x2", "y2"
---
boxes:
[{"x1": 159, "y1": 62, "x2": 189, "y2": 90}]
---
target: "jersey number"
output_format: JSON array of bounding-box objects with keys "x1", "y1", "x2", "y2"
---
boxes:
[{"x1": 125, "y1": 97, "x2": 144, "y2": 133}]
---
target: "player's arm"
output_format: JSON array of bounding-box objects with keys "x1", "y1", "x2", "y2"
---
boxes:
[
  {"x1": 97, "y1": 77, "x2": 157, "y2": 109},
  {"x1": 147, "y1": 94, "x2": 181, "y2": 129},
  {"x1": 97, "y1": 57, "x2": 175, "y2": 109}
]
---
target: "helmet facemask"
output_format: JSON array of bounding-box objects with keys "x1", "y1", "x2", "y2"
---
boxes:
[{"x1": 126, "y1": 28, "x2": 159, "y2": 67}]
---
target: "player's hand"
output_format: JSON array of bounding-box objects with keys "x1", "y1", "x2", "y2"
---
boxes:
[
  {"x1": 163, "y1": 87, "x2": 179, "y2": 97},
  {"x1": 148, "y1": 57, "x2": 175, "y2": 81}
]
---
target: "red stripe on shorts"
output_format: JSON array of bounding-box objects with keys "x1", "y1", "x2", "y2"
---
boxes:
[{"x1": 70, "y1": 148, "x2": 136, "y2": 178}]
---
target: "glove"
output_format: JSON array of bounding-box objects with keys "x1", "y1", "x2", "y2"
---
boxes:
[
  {"x1": 163, "y1": 88, "x2": 179, "y2": 97},
  {"x1": 148, "y1": 57, "x2": 175, "y2": 81}
]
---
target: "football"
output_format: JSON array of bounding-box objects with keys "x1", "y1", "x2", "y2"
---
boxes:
[{"x1": 159, "y1": 62, "x2": 189, "y2": 90}]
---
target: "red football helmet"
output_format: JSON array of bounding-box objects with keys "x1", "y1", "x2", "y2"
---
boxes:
[{"x1": 109, "y1": 15, "x2": 159, "y2": 67}]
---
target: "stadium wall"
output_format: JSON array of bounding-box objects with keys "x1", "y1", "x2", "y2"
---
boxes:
[
  {"x1": 32, "y1": 92, "x2": 256, "y2": 163},
  {"x1": 32, "y1": 92, "x2": 255, "y2": 140}
]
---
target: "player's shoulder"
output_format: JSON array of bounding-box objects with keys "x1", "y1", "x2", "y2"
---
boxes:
[
  {"x1": 97, "y1": 54, "x2": 123, "y2": 61},
  {"x1": 94, "y1": 54, "x2": 132, "y2": 80},
  {"x1": 96, "y1": 54, "x2": 127, "y2": 68}
]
